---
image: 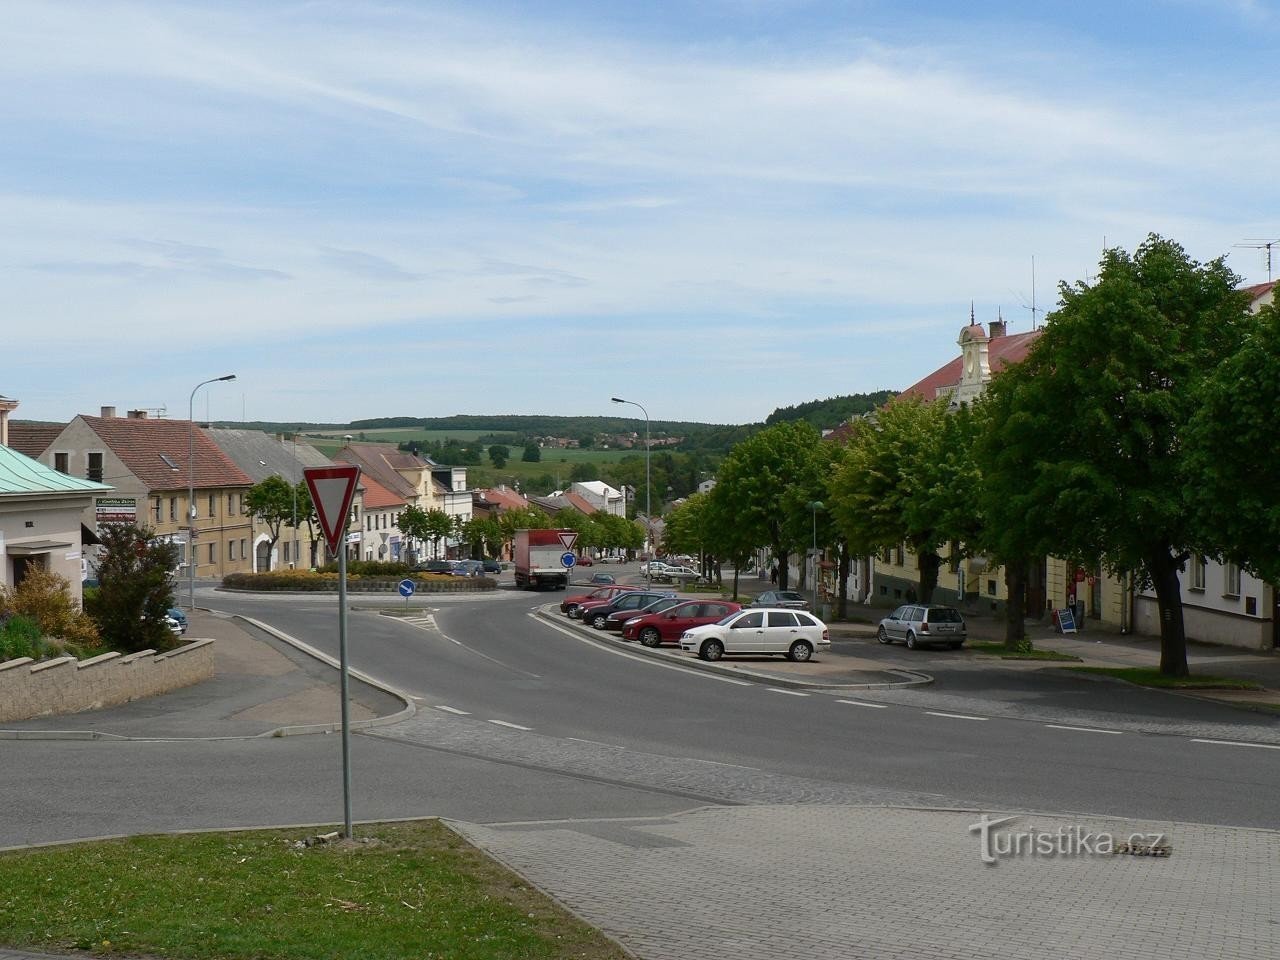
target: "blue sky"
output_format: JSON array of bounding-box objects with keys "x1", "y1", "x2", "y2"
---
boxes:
[{"x1": 5, "y1": 0, "x2": 1278, "y2": 426}]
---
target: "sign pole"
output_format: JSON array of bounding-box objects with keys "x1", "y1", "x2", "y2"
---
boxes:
[{"x1": 338, "y1": 543, "x2": 353, "y2": 839}]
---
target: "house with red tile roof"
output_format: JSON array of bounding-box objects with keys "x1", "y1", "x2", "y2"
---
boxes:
[
  {"x1": 31, "y1": 407, "x2": 255, "y2": 580},
  {"x1": 357, "y1": 473, "x2": 409, "y2": 563}
]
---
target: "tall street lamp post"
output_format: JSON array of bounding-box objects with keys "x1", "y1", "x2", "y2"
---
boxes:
[
  {"x1": 611, "y1": 396, "x2": 650, "y2": 584},
  {"x1": 187, "y1": 374, "x2": 236, "y2": 610},
  {"x1": 808, "y1": 500, "x2": 824, "y2": 611}
]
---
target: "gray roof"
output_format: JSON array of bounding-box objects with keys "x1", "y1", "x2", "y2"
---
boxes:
[
  {"x1": 0, "y1": 443, "x2": 112, "y2": 496},
  {"x1": 203, "y1": 428, "x2": 333, "y2": 484}
]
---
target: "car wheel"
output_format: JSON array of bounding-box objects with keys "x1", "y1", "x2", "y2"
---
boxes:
[
  {"x1": 877, "y1": 626, "x2": 892, "y2": 644},
  {"x1": 566, "y1": 605, "x2": 579, "y2": 618},
  {"x1": 788, "y1": 640, "x2": 814, "y2": 662},
  {"x1": 700, "y1": 638, "x2": 724, "y2": 661},
  {"x1": 639, "y1": 627, "x2": 663, "y2": 647},
  {"x1": 905, "y1": 632, "x2": 917, "y2": 650},
  {"x1": 591, "y1": 613, "x2": 609, "y2": 629}
]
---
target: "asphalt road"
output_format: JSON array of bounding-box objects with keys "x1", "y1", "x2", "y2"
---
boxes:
[{"x1": 202, "y1": 586, "x2": 1280, "y2": 830}]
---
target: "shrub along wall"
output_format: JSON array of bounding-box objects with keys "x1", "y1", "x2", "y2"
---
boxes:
[{"x1": 222, "y1": 572, "x2": 497, "y2": 593}]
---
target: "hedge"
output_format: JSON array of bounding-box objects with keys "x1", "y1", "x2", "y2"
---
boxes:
[{"x1": 222, "y1": 571, "x2": 497, "y2": 593}]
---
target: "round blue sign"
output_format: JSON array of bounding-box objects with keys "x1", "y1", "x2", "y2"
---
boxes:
[
  {"x1": 561, "y1": 552, "x2": 577, "y2": 568},
  {"x1": 398, "y1": 578, "x2": 416, "y2": 597}
]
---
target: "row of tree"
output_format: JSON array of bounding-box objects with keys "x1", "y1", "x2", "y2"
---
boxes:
[{"x1": 664, "y1": 236, "x2": 1279, "y2": 676}]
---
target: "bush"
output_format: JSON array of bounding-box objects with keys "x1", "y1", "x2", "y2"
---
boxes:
[
  {"x1": 0, "y1": 569, "x2": 99, "y2": 651},
  {"x1": 83, "y1": 524, "x2": 179, "y2": 654},
  {"x1": 318, "y1": 560, "x2": 411, "y2": 577},
  {"x1": 0, "y1": 615, "x2": 48, "y2": 662},
  {"x1": 222, "y1": 571, "x2": 495, "y2": 592},
  {"x1": 223, "y1": 571, "x2": 341, "y2": 592}
]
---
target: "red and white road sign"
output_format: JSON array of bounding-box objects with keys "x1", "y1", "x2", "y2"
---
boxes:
[
  {"x1": 557, "y1": 530, "x2": 579, "y2": 551},
  {"x1": 304, "y1": 465, "x2": 361, "y2": 552}
]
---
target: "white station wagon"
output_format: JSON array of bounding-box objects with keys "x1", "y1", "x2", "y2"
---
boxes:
[{"x1": 680, "y1": 608, "x2": 831, "y2": 662}]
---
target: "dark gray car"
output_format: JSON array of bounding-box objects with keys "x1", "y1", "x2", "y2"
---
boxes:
[
  {"x1": 877, "y1": 604, "x2": 966, "y2": 649},
  {"x1": 751, "y1": 590, "x2": 809, "y2": 610}
]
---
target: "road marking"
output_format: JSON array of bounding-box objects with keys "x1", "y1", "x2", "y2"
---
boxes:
[
  {"x1": 1045, "y1": 724, "x2": 1121, "y2": 735},
  {"x1": 435, "y1": 705, "x2": 470, "y2": 715},
  {"x1": 1190, "y1": 738, "x2": 1280, "y2": 750},
  {"x1": 925, "y1": 711, "x2": 988, "y2": 721},
  {"x1": 836, "y1": 699, "x2": 888, "y2": 709},
  {"x1": 488, "y1": 719, "x2": 532, "y2": 731},
  {"x1": 766, "y1": 687, "x2": 808, "y2": 697}
]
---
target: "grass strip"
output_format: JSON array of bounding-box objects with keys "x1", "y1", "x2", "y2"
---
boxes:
[
  {"x1": 0, "y1": 820, "x2": 629, "y2": 960},
  {"x1": 1064, "y1": 666, "x2": 1263, "y2": 689},
  {"x1": 968, "y1": 642, "x2": 1082, "y2": 661}
]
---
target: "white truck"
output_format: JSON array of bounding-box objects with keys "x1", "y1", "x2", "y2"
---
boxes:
[{"x1": 513, "y1": 529, "x2": 572, "y2": 590}]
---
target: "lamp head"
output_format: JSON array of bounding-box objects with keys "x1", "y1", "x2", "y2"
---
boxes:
[
  {"x1": 218, "y1": 374, "x2": 237, "y2": 382},
  {"x1": 611, "y1": 397, "x2": 625, "y2": 404}
]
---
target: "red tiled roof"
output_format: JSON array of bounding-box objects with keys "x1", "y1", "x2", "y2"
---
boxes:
[
  {"x1": 899, "y1": 329, "x2": 1042, "y2": 402},
  {"x1": 81, "y1": 415, "x2": 253, "y2": 490},
  {"x1": 360, "y1": 473, "x2": 405, "y2": 510},
  {"x1": 334, "y1": 443, "x2": 420, "y2": 500},
  {"x1": 1243, "y1": 281, "x2": 1276, "y2": 305},
  {"x1": 6, "y1": 423, "x2": 64, "y2": 459},
  {"x1": 479, "y1": 487, "x2": 531, "y2": 512},
  {"x1": 562, "y1": 490, "x2": 597, "y2": 514}
]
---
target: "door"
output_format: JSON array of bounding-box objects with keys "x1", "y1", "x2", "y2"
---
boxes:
[
  {"x1": 726, "y1": 610, "x2": 766, "y2": 653},
  {"x1": 763, "y1": 610, "x2": 803, "y2": 653}
]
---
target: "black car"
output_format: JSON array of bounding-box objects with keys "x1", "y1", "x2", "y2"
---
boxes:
[
  {"x1": 482, "y1": 557, "x2": 502, "y2": 574},
  {"x1": 412, "y1": 559, "x2": 454, "y2": 574},
  {"x1": 750, "y1": 590, "x2": 809, "y2": 610},
  {"x1": 582, "y1": 591, "x2": 676, "y2": 630},
  {"x1": 602, "y1": 595, "x2": 683, "y2": 630}
]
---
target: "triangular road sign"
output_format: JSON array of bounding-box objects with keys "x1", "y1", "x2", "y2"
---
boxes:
[
  {"x1": 304, "y1": 465, "x2": 361, "y2": 552},
  {"x1": 557, "y1": 531, "x2": 578, "y2": 551}
]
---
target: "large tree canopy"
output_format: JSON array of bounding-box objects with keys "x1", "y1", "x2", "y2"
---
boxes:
[{"x1": 980, "y1": 235, "x2": 1251, "y2": 675}]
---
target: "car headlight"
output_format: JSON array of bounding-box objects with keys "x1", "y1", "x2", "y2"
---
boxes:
[{"x1": 624, "y1": 617, "x2": 642, "y2": 626}]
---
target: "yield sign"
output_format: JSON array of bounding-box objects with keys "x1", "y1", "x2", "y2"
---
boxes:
[
  {"x1": 557, "y1": 530, "x2": 578, "y2": 551},
  {"x1": 304, "y1": 465, "x2": 361, "y2": 553}
]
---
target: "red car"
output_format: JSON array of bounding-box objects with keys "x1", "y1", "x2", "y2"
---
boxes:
[
  {"x1": 621, "y1": 599, "x2": 743, "y2": 646},
  {"x1": 575, "y1": 554, "x2": 594, "y2": 567},
  {"x1": 560, "y1": 584, "x2": 636, "y2": 618}
]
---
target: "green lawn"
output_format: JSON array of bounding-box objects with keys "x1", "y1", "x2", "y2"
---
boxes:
[
  {"x1": 1064, "y1": 666, "x2": 1263, "y2": 689},
  {"x1": 0, "y1": 821, "x2": 628, "y2": 960}
]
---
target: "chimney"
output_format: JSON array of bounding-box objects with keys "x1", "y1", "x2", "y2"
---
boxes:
[
  {"x1": 127, "y1": 409, "x2": 148, "y2": 419},
  {"x1": 989, "y1": 318, "x2": 1006, "y2": 339},
  {"x1": 100, "y1": 406, "x2": 116, "y2": 419}
]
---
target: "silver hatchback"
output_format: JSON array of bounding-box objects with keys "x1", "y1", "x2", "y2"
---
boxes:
[{"x1": 877, "y1": 604, "x2": 966, "y2": 650}]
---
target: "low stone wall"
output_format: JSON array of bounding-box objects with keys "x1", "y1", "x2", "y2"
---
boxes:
[{"x1": 0, "y1": 639, "x2": 215, "y2": 723}]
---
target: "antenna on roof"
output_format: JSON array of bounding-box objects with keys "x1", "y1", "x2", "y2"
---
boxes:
[
  {"x1": 1026, "y1": 256, "x2": 1040, "y2": 330},
  {"x1": 1235, "y1": 238, "x2": 1279, "y2": 282}
]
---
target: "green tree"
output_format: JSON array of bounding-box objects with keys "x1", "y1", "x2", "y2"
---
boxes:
[
  {"x1": 488, "y1": 444, "x2": 510, "y2": 469},
  {"x1": 423, "y1": 508, "x2": 456, "y2": 558},
  {"x1": 294, "y1": 481, "x2": 320, "y2": 567},
  {"x1": 522, "y1": 443, "x2": 541, "y2": 463},
  {"x1": 1186, "y1": 299, "x2": 1280, "y2": 584},
  {"x1": 397, "y1": 505, "x2": 429, "y2": 562},
  {"x1": 244, "y1": 475, "x2": 295, "y2": 571},
  {"x1": 84, "y1": 524, "x2": 181, "y2": 653},
  {"x1": 980, "y1": 235, "x2": 1250, "y2": 676},
  {"x1": 569, "y1": 462, "x2": 599, "y2": 483},
  {"x1": 714, "y1": 421, "x2": 825, "y2": 590},
  {"x1": 577, "y1": 433, "x2": 595, "y2": 449}
]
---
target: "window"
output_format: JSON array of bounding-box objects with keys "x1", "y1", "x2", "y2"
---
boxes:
[
  {"x1": 767, "y1": 611, "x2": 799, "y2": 627},
  {"x1": 190, "y1": 495, "x2": 198, "y2": 520},
  {"x1": 240, "y1": 538, "x2": 247, "y2": 561},
  {"x1": 228, "y1": 493, "x2": 235, "y2": 514},
  {"x1": 894, "y1": 543, "x2": 904, "y2": 565},
  {"x1": 228, "y1": 540, "x2": 236, "y2": 561},
  {"x1": 733, "y1": 612, "x2": 764, "y2": 629},
  {"x1": 54, "y1": 452, "x2": 69, "y2": 474},
  {"x1": 87, "y1": 452, "x2": 103, "y2": 483},
  {"x1": 169, "y1": 497, "x2": 177, "y2": 521},
  {"x1": 208, "y1": 543, "x2": 215, "y2": 563},
  {"x1": 1190, "y1": 555, "x2": 1206, "y2": 591},
  {"x1": 1224, "y1": 563, "x2": 1241, "y2": 598},
  {"x1": 987, "y1": 579, "x2": 997, "y2": 596},
  {"x1": 208, "y1": 494, "x2": 217, "y2": 517},
  {"x1": 153, "y1": 498, "x2": 162, "y2": 522},
  {"x1": 283, "y1": 542, "x2": 291, "y2": 563}
]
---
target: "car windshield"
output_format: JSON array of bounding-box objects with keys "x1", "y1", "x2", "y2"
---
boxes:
[
  {"x1": 929, "y1": 607, "x2": 964, "y2": 622},
  {"x1": 778, "y1": 592, "x2": 803, "y2": 601}
]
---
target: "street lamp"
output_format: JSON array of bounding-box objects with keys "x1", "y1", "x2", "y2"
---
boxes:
[
  {"x1": 188, "y1": 374, "x2": 236, "y2": 610},
  {"x1": 611, "y1": 396, "x2": 650, "y2": 583},
  {"x1": 808, "y1": 500, "x2": 824, "y2": 610}
]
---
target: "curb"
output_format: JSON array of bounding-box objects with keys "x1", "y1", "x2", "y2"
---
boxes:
[{"x1": 533, "y1": 605, "x2": 934, "y2": 691}]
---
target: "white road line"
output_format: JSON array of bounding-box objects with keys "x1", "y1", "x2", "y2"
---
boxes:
[
  {"x1": 488, "y1": 719, "x2": 532, "y2": 731},
  {"x1": 766, "y1": 687, "x2": 809, "y2": 697},
  {"x1": 836, "y1": 699, "x2": 888, "y2": 709},
  {"x1": 925, "y1": 711, "x2": 989, "y2": 721},
  {"x1": 434, "y1": 705, "x2": 470, "y2": 715},
  {"x1": 1045, "y1": 724, "x2": 1121, "y2": 735},
  {"x1": 1190, "y1": 738, "x2": 1280, "y2": 750}
]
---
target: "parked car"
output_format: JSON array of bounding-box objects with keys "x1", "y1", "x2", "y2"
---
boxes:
[
  {"x1": 581, "y1": 590, "x2": 677, "y2": 630},
  {"x1": 481, "y1": 557, "x2": 502, "y2": 574},
  {"x1": 452, "y1": 559, "x2": 484, "y2": 577},
  {"x1": 877, "y1": 604, "x2": 967, "y2": 649},
  {"x1": 680, "y1": 608, "x2": 830, "y2": 662},
  {"x1": 603, "y1": 596, "x2": 684, "y2": 631},
  {"x1": 639, "y1": 560, "x2": 671, "y2": 576},
  {"x1": 167, "y1": 607, "x2": 188, "y2": 631},
  {"x1": 650, "y1": 564, "x2": 702, "y2": 584},
  {"x1": 589, "y1": 573, "x2": 617, "y2": 585},
  {"x1": 622, "y1": 599, "x2": 742, "y2": 646},
  {"x1": 750, "y1": 590, "x2": 809, "y2": 610},
  {"x1": 575, "y1": 554, "x2": 594, "y2": 567},
  {"x1": 412, "y1": 559, "x2": 455, "y2": 574},
  {"x1": 163, "y1": 614, "x2": 186, "y2": 636},
  {"x1": 561, "y1": 584, "x2": 637, "y2": 618}
]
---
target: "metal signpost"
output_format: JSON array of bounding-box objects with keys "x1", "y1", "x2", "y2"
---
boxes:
[{"x1": 303, "y1": 464, "x2": 361, "y2": 840}]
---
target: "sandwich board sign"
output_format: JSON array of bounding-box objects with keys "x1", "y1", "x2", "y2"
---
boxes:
[
  {"x1": 301, "y1": 463, "x2": 361, "y2": 840},
  {"x1": 304, "y1": 465, "x2": 361, "y2": 553}
]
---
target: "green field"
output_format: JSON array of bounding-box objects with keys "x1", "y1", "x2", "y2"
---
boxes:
[{"x1": 303, "y1": 427, "x2": 494, "y2": 444}]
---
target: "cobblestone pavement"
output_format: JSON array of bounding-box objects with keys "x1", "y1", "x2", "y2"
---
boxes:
[{"x1": 454, "y1": 804, "x2": 1280, "y2": 960}]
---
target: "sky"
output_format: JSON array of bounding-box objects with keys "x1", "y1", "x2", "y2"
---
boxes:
[{"x1": 4, "y1": 0, "x2": 1278, "y2": 428}]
